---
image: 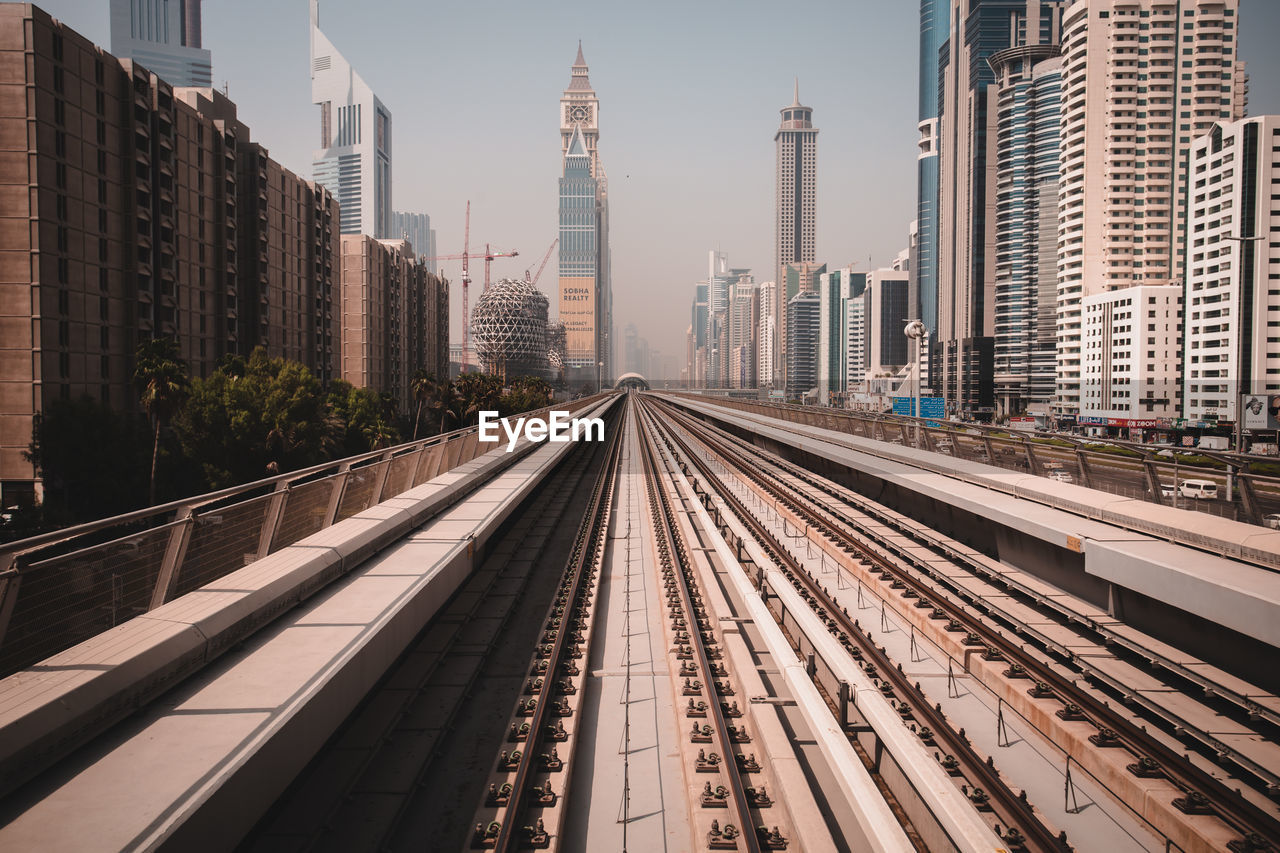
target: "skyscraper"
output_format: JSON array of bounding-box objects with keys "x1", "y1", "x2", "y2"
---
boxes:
[
  {"x1": 915, "y1": 0, "x2": 948, "y2": 384},
  {"x1": 1056, "y1": 0, "x2": 1246, "y2": 420},
  {"x1": 936, "y1": 0, "x2": 1064, "y2": 419},
  {"x1": 309, "y1": 0, "x2": 392, "y2": 238},
  {"x1": 558, "y1": 44, "x2": 612, "y2": 382},
  {"x1": 786, "y1": 291, "x2": 821, "y2": 399},
  {"x1": 1185, "y1": 116, "x2": 1280, "y2": 423},
  {"x1": 774, "y1": 81, "x2": 818, "y2": 387},
  {"x1": 109, "y1": 0, "x2": 211, "y2": 87},
  {"x1": 389, "y1": 211, "x2": 437, "y2": 265},
  {"x1": 991, "y1": 49, "x2": 1062, "y2": 418},
  {"x1": 757, "y1": 281, "x2": 777, "y2": 389}
]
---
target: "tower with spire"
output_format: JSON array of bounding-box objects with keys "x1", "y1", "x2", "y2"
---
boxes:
[
  {"x1": 557, "y1": 44, "x2": 611, "y2": 382},
  {"x1": 774, "y1": 79, "x2": 818, "y2": 387}
]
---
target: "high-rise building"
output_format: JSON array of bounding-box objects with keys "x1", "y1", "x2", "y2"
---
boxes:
[
  {"x1": 786, "y1": 291, "x2": 821, "y2": 399},
  {"x1": 0, "y1": 7, "x2": 352, "y2": 504},
  {"x1": 867, "y1": 269, "x2": 912, "y2": 379},
  {"x1": 757, "y1": 281, "x2": 777, "y2": 389},
  {"x1": 936, "y1": 0, "x2": 1064, "y2": 419},
  {"x1": 774, "y1": 82, "x2": 818, "y2": 386},
  {"x1": 1080, "y1": 285, "x2": 1182, "y2": 426},
  {"x1": 389, "y1": 211, "x2": 437, "y2": 269},
  {"x1": 310, "y1": 0, "x2": 392, "y2": 238},
  {"x1": 1056, "y1": 0, "x2": 1246, "y2": 419},
  {"x1": 915, "y1": 0, "x2": 949, "y2": 383},
  {"x1": 991, "y1": 49, "x2": 1063, "y2": 418},
  {"x1": 340, "y1": 237, "x2": 447, "y2": 412},
  {"x1": 728, "y1": 277, "x2": 759, "y2": 389},
  {"x1": 109, "y1": 0, "x2": 211, "y2": 87},
  {"x1": 557, "y1": 45, "x2": 611, "y2": 383},
  {"x1": 1185, "y1": 116, "x2": 1280, "y2": 422},
  {"x1": 817, "y1": 268, "x2": 861, "y2": 403}
]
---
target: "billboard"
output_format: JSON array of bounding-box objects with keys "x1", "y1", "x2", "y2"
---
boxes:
[
  {"x1": 893, "y1": 396, "x2": 945, "y2": 419},
  {"x1": 559, "y1": 276, "x2": 596, "y2": 363},
  {"x1": 1242, "y1": 394, "x2": 1280, "y2": 431}
]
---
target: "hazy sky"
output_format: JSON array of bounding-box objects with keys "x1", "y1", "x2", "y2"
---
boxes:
[{"x1": 38, "y1": 1, "x2": 1280, "y2": 378}]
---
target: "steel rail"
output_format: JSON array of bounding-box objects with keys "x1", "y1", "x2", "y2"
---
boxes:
[
  {"x1": 634, "y1": 399, "x2": 766, "y2": 853},
  {"x1": 644, "y1": 397, "x2": 1060, "y2": 852},
  {"x1": 489, "y1": 402, "x2": 624, "y2": 852},
  {"x1": 654, "y1": 398, "x2": 1280, "y2": 850},
  {"x1": 673, "y1": 399, "x2": 1280, "y2": 780}
]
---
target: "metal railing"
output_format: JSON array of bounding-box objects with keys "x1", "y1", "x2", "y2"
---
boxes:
[
  {"x1": 0, "y1": 397, "x2": 603, "y2": 678},
  {"x1": 663, "y1": 393, "x2": 1280, "y2": 571}
]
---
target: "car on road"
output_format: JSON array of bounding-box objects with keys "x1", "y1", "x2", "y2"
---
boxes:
[
  {"x1": 1179, "y1": 479, "x2": 1218, "y2": 500},
  {"x1": 1048, "y1": 470, "x2": 1074, "y2": 484},
  {"x1": 1263, "y1": 513, "x2": 1280, "y2": 530}
]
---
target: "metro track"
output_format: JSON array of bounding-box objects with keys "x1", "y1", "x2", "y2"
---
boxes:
[{"x1": 643, "y1": 394, "x2": 1280, "y2": 853}]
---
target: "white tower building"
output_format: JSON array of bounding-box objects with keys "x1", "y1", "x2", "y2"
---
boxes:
[{"x1": 310, "y1": 0, "x2": 392, "y2": 238}]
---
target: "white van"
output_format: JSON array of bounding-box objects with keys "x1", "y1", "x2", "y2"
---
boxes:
[{"x1": 1179, "y1": 479, "x2": 1218, "y2": 500}]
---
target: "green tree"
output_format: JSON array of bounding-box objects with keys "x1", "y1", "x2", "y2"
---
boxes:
[
  {"x1": 174, "y1": 348, "x2": 334, "y2": 488},
  {"x1": 501, "y1": 374, "x2": 554, "y2": 416},
  {"x1": 328, "y1": 380, "x2": 401, "y2": 456},
  {"x1": 453, "y1": 372, "x2": 505, "y2": 426},
  {"x1": 134, "y1": 337, "x2": 191, "y2": 505},
  {"x1": 410, "y1": 370, "x2": 434, "y2": 440},
  {"x1": 424, "y1": 375, "x2": 460, "y2": 436},
  {"x1": 24, "y1": 396, "x2": 151, "y2": 524}
]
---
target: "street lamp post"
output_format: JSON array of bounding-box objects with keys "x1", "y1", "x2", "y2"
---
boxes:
[
  {"x1": 904, "y1": 320, "x2": 928, "y2": 448},
  {"x1": 597, "y1": 360, "x2": 604, "y2": 394}
]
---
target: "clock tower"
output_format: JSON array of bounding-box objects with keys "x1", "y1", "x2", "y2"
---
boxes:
[{"x1": 560, "y1": 41, "x2": 601, "y2": 178}]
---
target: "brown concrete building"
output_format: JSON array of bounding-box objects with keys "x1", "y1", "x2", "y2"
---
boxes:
[
  {"x1": 340, "y1": 236, "x2": 448, "y2": 414},
  {"x1": 0, "y1": 6, "x2": 353, "y2": 505}
]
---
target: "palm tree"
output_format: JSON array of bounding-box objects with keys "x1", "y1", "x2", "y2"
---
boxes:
[
  {"x1": 134, "y1": 337, "x2": 190, "y2": 505},
  {"x1": 410, "y1": 370, "x2": 434, "y2": 440},
  {"x1": 426, "y1": 376, "x2": 460, "y2": 436}
]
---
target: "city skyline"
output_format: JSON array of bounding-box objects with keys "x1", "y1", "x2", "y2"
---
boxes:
[{"x1": 30, "y1": 0, "x2": 1280, "y2": 378}]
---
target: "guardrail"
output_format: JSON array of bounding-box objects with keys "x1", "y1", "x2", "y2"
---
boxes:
[
  {"x1": 0, "y1": 396, "x2": 604, "y2": 678},
  {"x1": 670, "y1": 393, "x2": 1280, "y2": 525}
]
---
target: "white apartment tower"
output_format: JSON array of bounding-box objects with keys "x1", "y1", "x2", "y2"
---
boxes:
[
  {"x1": 310, "y1": 0, "x2": 392, "y2": 238},
  {"x1": 1056, "y1": 0, "x2": 1246, "y2": 418},
  {"x1": 1185, "y1": 116, "x2": 1280, "y2": 422},
  {"x1": 1080, "y1": 285, "x2": 1182, "y2": 423},
  {"x1": 757, "y1": 281, "x2": 777, "y2": 388}
]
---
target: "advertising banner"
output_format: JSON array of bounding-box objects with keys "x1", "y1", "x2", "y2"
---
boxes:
[
  {"x1": 559, "y1": 276, "x2": 596, "y2": 361},
  {"x1": 1241, "y1": 394, "x2": 1280, "y2": 431}
]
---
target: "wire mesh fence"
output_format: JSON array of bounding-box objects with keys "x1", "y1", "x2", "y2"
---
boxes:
[
  {"x1": 174, "y1": 495, "x2": 274, "y2": 599},
  {"x1": 0, "y1": 524, "x2": 172, "y2": 676},
  {"x1": 273, "y1": 478, "x2": 337, "y2": 551},
  {"x1": 0, "y1": 395, "x2": 617, "y2": 677}
]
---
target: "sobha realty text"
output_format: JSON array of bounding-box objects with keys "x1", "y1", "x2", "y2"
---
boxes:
[{"x1": 478, "y1": 410, "x2": 605, "y2": 453}]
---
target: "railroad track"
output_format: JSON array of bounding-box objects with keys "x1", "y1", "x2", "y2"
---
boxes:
[
  {"x1": 642, "y1": 397, "x2": 1058, "y2": 852},
  {"x1": 241, "y1": 403, "x2": 622, "y2": 852},
  {"x1": 647, "y1": 395, "x2": 1280, "y2": 853},
  {"x1": 469, "y1": 403, "x2": 625, "y2": 851},
  {"x1": 634, "y1": 398, "x2": 789, "y2": 853}
]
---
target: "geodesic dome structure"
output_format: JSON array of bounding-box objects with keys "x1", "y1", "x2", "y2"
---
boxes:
[
  {"x1": 546, "y1": 322, "x2": 567, "y2": 373},
  {"x1": 471, "y1": 278, "x2": 550, "y2": 379}
]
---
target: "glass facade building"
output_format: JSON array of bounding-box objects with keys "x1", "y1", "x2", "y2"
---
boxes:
[{"x1": 992, "y1": 49, "x2": 1062, "y2": 415}]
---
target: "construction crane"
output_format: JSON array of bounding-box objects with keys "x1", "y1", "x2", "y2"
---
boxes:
[
  {"x1": 525, "y1": 238, "x2": 558, "y2": 287},
  {"x1": 419, "y1": 201, "x2": 518, "y2": 371}
]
